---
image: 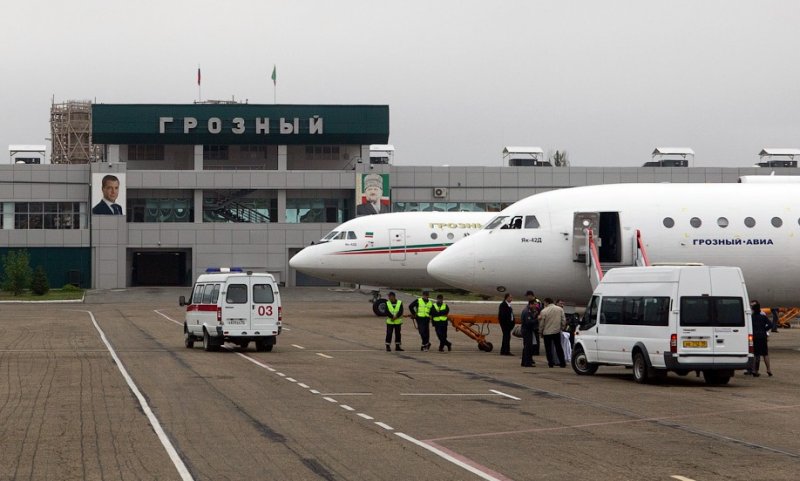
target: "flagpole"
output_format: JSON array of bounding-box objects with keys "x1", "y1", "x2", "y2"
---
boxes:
[
  {"x1": 197, "y1": 64, "x2": 202, "y2": 102},
  {"x1": 271, "y1": 64, "x2": 277, "y2": 104}
]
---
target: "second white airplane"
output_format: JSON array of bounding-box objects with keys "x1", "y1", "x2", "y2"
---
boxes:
[
  {"x1": 289, "y1": 211, "x2": 494, "y2": 314},
  {"x1": 428, "y1": 182, "x2": 800, "y2": 306}
]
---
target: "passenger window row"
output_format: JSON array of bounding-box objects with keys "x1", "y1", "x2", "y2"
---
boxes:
[
  {"x1": 663, "y1": 216, "x2": 792, "y2": 229},
  {"x1": 191, "y1": 283, "x2": 221, "y2": 305}
]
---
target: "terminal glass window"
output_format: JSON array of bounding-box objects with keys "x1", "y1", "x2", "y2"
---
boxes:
[
  {"x1": 253, "y1": 284, "x2": 275, "y2": 304},
  {"x1": 203, "y1": 191, "x2": 277, "y2": 223},
  {"x1": 393, "y1": 202, "x2": 512, "y2": 213},
  {"x1": 204, "y1": 145, "x2": 229, "y2": 161},
  {"x1": 15, "y1": 202, "x2": 85, "y2": 229},
  {"x1": 286, "y1": 198, "x2": 351, "y2": 223},
  {"x1": 226, "y1": 284, "x2": 248, "y2": 304},
  {"x1": 305, "y1": 145, "x2": 341, "y2": 161},
  {"x1": 680, "y1": 297, "x2": 744, "y2": 327},
  {"x1": 128, "y1": 198, "x2": 193, "y2": 223},
  {"x1": 128, "y1": 144, "x2": 165, "y2": 161}
]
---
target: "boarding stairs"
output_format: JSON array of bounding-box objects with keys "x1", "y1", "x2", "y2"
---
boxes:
[{"x1": 585, "y1": 228, "x2": 651, "y2": 291}]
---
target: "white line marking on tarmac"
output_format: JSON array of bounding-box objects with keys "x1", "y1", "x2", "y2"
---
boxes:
[
  {"x1": 276, "y1": 372, "x2": 286, "y2": 377},
  {"x1": 316, "y1": 353, "x2": 333, "y2": 359},
  {"x1": 286, "y1": 378, "x2": 297, "y2": 383},
  {"x1": 375, "y1": 422, "x2": 394, "y2": 431},
  {"x1": 154, "y1": 310, "x2": 182, "y2": 326},
  {"x1": 401, "y1": 393, "x2": 501, "y2": 397},
  {"x1": 489, "y1": 389, "x2": 521, "y2": 400},
  {"x1": 340, "y1": 405, "x2": 355, "y2": 411},
  {"x1": 357, "y1": 413, "x2": 374, "y2": 420},
  {"x1": 671, "y1": 476, "x2": 697, "y2": 481},
  {"x1": 323, "y1": 397, "x2": 338, "y2": 403},
  {"x1": 87, "y1": 311, "x2": 193, "y2": 481},
  {"x1": 320, "y1": 393, "x2": 372, "y2": 396},
  {"x1": 298, "y1": 383, "x2": 309, "y2": 388},
  {"x1": 310, "y1": 390, "x2": 320, "y2": 394},
  {"x1": 291, "y1": 344, "x2": 305, "y2": 349},
  {"x1": 397, "y1": 433, "x2": 510, "y2": 481}
]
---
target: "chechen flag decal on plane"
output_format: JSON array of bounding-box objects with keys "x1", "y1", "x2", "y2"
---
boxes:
[{"x1": 365, "y1": 232, "x2": 374, "y2": 238}]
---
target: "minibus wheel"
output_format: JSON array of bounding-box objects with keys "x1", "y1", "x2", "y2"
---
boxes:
[
  {"x1": 203, "y1": 330, "x2": 219, "y2": 352},
  {"x1": 632, "y1": 351, "x2": 651, "y2": 384},
  {"x1": 571, "y1": 346, "x2": 598, "y2": 375}
]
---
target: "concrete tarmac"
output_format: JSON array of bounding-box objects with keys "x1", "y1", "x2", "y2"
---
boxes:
[{"x1": 1, "y1": 286, "x2": 799, "y2": 480}]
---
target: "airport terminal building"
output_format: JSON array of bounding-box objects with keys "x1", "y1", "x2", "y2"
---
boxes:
[{"x1": 0, "y1": 102, "x2": 795, "y2": 289}]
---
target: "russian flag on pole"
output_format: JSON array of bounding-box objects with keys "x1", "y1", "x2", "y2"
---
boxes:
[{"x1": 197, "y1": 67, "x2": 201, "y2": 86}]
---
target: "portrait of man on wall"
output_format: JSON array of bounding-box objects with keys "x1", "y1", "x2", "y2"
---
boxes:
[
  {"x1": 92, "y1": 173, "x2": 126, "y2": 215},
  {"x1": 356, "y1": 173, "x2": 391, "y2": 216}
]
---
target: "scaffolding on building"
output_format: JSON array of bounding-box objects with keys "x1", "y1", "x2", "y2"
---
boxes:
[{"x1": 50, "y1": 100, "x2": 100, "y2": 164}]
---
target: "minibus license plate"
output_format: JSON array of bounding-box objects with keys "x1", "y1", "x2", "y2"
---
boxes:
[{"x1": 682, "y1": 340, "x2": 707, "y2": 348}]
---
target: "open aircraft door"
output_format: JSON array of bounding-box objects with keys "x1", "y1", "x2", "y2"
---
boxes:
[
  {"x1": 389, "y1": 229, "x2": 406, "y2": 261},
  {"x1": 573, "y1": 212, "x2": 623, "y2": 264},
  {"x1": 573, "y1": 212, "x2": 599, "y2": 262}
]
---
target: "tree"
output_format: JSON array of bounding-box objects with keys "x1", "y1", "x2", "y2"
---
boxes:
[
  {"x1": 31, "y1": 265, "x2": 50, "y2": 295},
  {"x1": 1, "y1": 250, "x2": 33, "y2": 296},
  {"x1": 549, "y1": 150, "x2": 570, "y2": 167}
]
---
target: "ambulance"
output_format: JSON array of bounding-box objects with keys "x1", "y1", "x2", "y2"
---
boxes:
[{"x1": 179, "y1": 268, "x2": 282, "y2": 352}]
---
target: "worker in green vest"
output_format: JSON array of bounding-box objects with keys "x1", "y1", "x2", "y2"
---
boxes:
[
  {"x1": 410, "y1": 290, "x2": 434, "y2": 351},
  {"x1": 385, "y1": 292, "x2": 404, "y2": 352},
  {"x1": 432, "y1": 294, "x2": 452, "y2": 352}
]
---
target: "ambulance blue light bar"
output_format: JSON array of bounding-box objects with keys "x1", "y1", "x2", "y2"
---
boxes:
[{"x1": 205, "y1": 267, "x2": 244, "y2": 273}]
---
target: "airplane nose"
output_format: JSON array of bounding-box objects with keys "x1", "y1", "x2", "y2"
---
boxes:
[
  {"x1": 289, "y1": 247, "x2": 315, "y2": 271},
  {"x1": 427, "y1": 237, "x2": 475, "y2": 290}
]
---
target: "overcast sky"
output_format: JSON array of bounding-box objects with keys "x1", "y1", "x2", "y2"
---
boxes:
[{"x1": 3, "y1": 0, "x2": 799, "y2": 167}]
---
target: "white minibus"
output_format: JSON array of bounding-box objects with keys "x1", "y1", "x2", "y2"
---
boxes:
[{"x1": 572, "y1": 266, "x2": 752, "y2": 385}]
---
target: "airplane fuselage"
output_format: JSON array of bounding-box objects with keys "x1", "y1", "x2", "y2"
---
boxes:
[
  {"x1": 428, "y1": 183, "x2": 800, "y2": 306},
  {"x1": 289, "y1": 212, "x2": 494, "y2": 288}
]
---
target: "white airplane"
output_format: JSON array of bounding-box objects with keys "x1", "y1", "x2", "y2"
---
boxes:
[
  {"x1": 289, "y1": 211, "x2": 494, "y2": 314},
  {"x1": 427, "y1": 182, "x2": 800, "y2": 307}
]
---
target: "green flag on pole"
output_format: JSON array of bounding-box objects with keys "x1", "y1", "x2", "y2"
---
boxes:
[{"x1": 271, "y1": 65, "x2": 276, "y2": 85}]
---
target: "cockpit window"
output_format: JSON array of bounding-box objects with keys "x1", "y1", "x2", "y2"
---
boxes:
[
  {"x1": 524, "y1": 216, "x2": 540, "y2": 229},
  {"x1": 334, "y1": 232, "x2": 347, "y2": 240},
  {"x1": 347, "y1": 231, "x2": 357, "y2": 239},
  {"x1": 322, "y1": 231, "x2": 338, "y2": 241},
  {"x1": 484, "y1": 216, "x2": 508, "y2": 230}
]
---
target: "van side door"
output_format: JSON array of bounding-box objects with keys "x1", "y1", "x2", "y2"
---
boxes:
[{"x1": 578, "y1": 296, "x2": 600, "y2": 361}]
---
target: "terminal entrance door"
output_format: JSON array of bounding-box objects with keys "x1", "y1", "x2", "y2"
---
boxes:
[{"x1": 131, "y1": 250, "x2": 189, "y2": 286}]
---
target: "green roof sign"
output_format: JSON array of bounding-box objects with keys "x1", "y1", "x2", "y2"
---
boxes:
[{"x1": 92, "y1": 104, "x2": 389, "y2": 145}]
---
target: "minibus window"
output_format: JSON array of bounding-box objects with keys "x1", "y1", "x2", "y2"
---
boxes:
[
  {"x1": 581, "y1": 296, "x2": 599, "y2": 329},
  {"x1": 600, "y1": 297, "x2": 624, "y2": 324},
  {"x1": 191, "y1": 284, "x2": 204, "y2": 304},
  {"x1": 253, "y1": 284, "x2": 275, "y2": 304},
  {"x1": 680, "y1": 297, "x2": 744, "y2": 327},
  {"x1": 210, "y1": 284, "x2": 220, "y2": 303},
  {"x1": 226, "y1": 284, "x2": 248, "y2": 304},
  {"x1": 714, "y1": 298, "x2": 744, "y2": 327},
  {"x1": 202, "y1": 284, "x2": 215, "y2": 304}
]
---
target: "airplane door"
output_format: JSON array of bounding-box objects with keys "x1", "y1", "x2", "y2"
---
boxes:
[
  {"x1": 573, "y1": 212, "x2": 599, "y2": 262},
  {"x1": 389, "y1": 229, "x2": 406, "y2": 261}
]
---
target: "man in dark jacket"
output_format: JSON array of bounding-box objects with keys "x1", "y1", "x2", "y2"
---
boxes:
[
  {"x1": 431, "y1": 294, "x2": 452, "y2": 352},
  {"x1": 498, "y1": 293, "x2": 514, "y2": 356},
  {"x1": 409, "y1": 290, "x2": 433, "y2": 351},
  {"x1": 520, "y1": 299, "x2": 539, "y2": 367}
]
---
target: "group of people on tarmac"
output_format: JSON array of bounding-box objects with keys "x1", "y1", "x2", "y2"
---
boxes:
[
  {"x1": 500, "y1": 291, "x2": 573, "y2": 368},
  {"x1": 384, "y1": 290, "x2": 452, "y2": 352},
  {"x1": 383, "y1": 290, "x2": 778, "y2": 379}
]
